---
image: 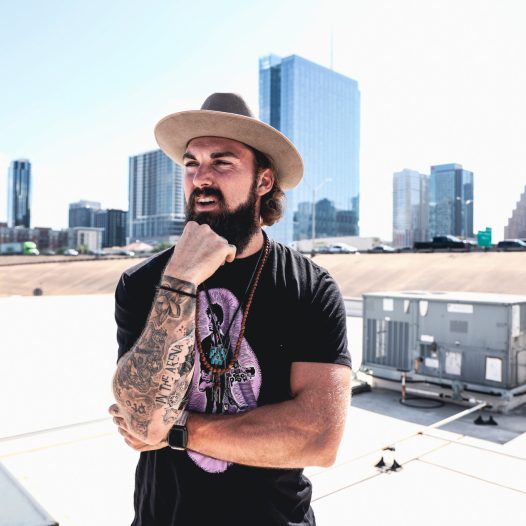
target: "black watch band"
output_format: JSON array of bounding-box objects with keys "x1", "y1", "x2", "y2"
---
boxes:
[{"x1": 167, "y1": 425, "x2": 188, "y2": 450}]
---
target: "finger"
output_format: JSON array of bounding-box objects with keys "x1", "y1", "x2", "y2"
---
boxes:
[
  {"x1": 113, "y1": 416, "x2": 126, "y2": 428},
  {"x1": 225, "y1": 244, "x2": 237, "y2": 263}
]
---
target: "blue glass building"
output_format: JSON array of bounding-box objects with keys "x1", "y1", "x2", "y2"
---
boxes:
[
  {"x1": 7, "y1": 159, "x2": 31, "y2": 228},
  {"x1": 259, "y1": 54, "x2": 360, "y2": 245},
  {"x1": 393, "y1": 169, "x2": 428, "y2": 248},
  {"x1": 68, "y1": 200, "x2": 101, "y2": 228},
  {"x1": 428, "y1": 163, "x2": 474, "y2": 239},
  {"x1": 128, "y1": 149, "x2": 184, "y2": 243}
]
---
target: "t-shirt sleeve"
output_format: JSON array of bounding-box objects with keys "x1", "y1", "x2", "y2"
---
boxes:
[
  {"x1": 114, "y1": 271, "x2": 149, "y2": 362},
  {"x1": 290, "y1": 269, "x2": 352, "y2": 368}
]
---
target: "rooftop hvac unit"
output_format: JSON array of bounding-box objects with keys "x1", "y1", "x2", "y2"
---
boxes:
[{"x1": 360, "y1": 291, "x2": 526, "y2": 409}]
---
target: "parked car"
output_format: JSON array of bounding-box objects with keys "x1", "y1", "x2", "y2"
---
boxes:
[
  {"x1": 327, "y1": 243, "x2": 358, "y2": 254},
  {"x1": 63, "y1": 249, "x2": 79, "y2": 256},
  {"x1": 497, "y1": 239, "x2": 526, "y2": 251},
  {"x1": 369, "y1": 244, "x2": 396, "y2": 253}
]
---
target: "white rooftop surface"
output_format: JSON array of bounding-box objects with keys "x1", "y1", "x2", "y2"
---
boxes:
[
  {"x1": 364, "y1": 290, "x2": 526, "y2": 304},
  {"x1": 1, "y1": 295, "x2": 525, "y2": 526}
]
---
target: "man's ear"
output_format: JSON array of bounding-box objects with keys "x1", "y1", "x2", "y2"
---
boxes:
[{"x1": 256, "y1": 168, "x2": 275, "y2": 197}]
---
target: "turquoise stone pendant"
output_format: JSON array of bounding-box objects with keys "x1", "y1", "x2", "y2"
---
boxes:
[{"x1": 209, "y1": 345, "x2": 227, "y2": 367}]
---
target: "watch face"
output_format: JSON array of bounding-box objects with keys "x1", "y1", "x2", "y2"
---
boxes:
[{"x1": 168, "y1": 425, "x2": 187, "y2": 450}]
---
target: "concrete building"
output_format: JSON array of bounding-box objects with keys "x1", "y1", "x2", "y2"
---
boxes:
[
  {"x1": 259, "y1": 54, "x2": 360, "y2": 245},
  {"x1": 128, "y1": 149, "x2": 184, "y2": 244},
  {"x1": 7, "y1": 159, "x2": 32, "y2": 228},
  {"x1": 68, "y1": 200, "x2": 101, "y2": 228},
  {"x1": 504, "y1": 186, "x2": 526, "y2": 239},
  {"x1": 392, "y1": 169, "x2": 428, "y2": 248},
  {"x1": 428, "y1": 163, "x2": 474, "y2": 239},
  {"x1": 68, "y1": 227, "x2": 103, "y2": 253}
]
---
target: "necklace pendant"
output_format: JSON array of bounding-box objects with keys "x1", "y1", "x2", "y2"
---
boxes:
[{"x1": 209, "y1": 345, "x2": 227, "y2": 367}]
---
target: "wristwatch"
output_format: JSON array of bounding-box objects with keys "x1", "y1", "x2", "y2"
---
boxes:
[{"x1": 167, "y1": 411, "x2": 189, "y2": 451}]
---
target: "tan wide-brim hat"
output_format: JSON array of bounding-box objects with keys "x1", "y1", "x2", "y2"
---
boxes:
[{"x1": 154, "y1": 93, "x2": 304, "y2": 190}]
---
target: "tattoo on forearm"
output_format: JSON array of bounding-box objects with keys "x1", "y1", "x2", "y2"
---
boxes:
[{"x1": 114, "y1": 276, "x2": 197, "y2": 439}]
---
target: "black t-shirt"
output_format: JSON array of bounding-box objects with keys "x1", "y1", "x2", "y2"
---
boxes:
[{"x1": 115, "y1": 237, "x2": 351, "y2": 526}]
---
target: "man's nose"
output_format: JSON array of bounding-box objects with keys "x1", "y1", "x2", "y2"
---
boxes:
[{"x1": 192, "y1": 163, "x2": 213, "y2": 187}]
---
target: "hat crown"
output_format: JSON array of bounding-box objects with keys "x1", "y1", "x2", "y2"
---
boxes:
[{"x1": 200, "y1": 93, "x2": 254, "y2": 118}]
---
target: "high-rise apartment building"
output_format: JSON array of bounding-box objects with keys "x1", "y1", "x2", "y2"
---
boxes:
[
  {"x1": 392, "y1": 169, "x2": 428, "y2": 248},
  {"x1": 94, "y1": 208, "x2": 128, "y2": 247},
  {"x1": 504, "y1": 186, "x2": 526, "y2": 239},
  {"x1": 259, "y1": 54, "x2": 360, "y2": 245},
  {"x1": 428, "y1": 163, "x2": 474, "y2": 239},
  {"x1": 68, "y1": 200, "x2": 101, "y2": 228},
  {"x1": 128, "y1": 149, "x2": 184, "y2": 244},
  {"x1": 7, "y1": 159, "x2": 32, "y2": 228}
]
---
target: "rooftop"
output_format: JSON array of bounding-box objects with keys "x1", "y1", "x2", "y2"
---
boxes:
[{"x1": 1, "y1": 295, "x2": 524, "y2": 525}]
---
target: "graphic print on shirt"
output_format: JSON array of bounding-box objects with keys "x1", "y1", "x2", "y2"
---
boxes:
[{"x1": 187, "y1": 287, "x2": 262, "y2": 473}]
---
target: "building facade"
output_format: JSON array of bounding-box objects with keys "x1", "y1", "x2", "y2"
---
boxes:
[
  {"x1": 128, "y1": 149, "x2": 184, "y2": 244},
  {"x1": 259, "y1": 54, "x2": 360, "y2": 245},
  {"x1": 428, "y1": 163, "x2": 474, "y2": 239},
  {"x1": 68, "y1": 227, "x2": 103, "y2": 253},
  {"x1": 68, "y1": 200, "x2": 101, "y2": 228},
  {"x1": 392, "y1": 169, "x2": 428, "y2": 247},
  {"x1": 7, "y1": 159, "x2": 32, "y2": 228},
  {"x1": 504, "y1": 186, "x2": 526, "y2": 239},
  {"x1": 0, "y1": 225, "x2": 69, "y2": 251},
  {"x1": 94, "y1": 208, "x2": 128, "y2": 248}
]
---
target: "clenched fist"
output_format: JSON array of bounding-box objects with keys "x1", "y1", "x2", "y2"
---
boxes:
[{"x1": 163, "y1": 221, "x2": 237, "y2": 286}]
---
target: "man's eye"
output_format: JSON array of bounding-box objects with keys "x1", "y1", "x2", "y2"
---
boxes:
[{"x1": 184, "y1": 161, "x2": 198, "y2": 167}]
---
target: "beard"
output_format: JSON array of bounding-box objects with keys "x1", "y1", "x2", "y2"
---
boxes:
[{"x1": 185, "y1": 181, "x2": 260, "y2": 254}]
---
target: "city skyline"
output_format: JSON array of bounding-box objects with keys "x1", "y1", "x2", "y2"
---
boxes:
[{"x1": 1, "y1": 1, "x2": 525, "y2": 241}]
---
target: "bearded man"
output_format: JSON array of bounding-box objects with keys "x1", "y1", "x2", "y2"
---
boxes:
[{"x1": 109, "y1": 93, "x2": 352, "y2": 526}]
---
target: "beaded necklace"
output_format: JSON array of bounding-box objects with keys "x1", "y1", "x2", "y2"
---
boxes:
[{"x1": 195, "y1": 233, "x2": 270, "y2": 375}]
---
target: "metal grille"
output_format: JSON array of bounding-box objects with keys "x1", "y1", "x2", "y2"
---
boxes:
[
  {"x1": 450, "y1": 320, "x2": 468, "y2": 333},
  {"x1": 366, "y1": 319, "x2": 410, "y2": 370}
]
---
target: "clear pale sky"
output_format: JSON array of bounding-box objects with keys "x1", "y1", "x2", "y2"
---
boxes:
[{"x1": 1, "y1": 0, "x2": 525, "y2": 240}]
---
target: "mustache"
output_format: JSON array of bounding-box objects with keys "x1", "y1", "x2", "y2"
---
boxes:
[{"x1": 188, "y1": 187, "x2": 225, "y2": 207}]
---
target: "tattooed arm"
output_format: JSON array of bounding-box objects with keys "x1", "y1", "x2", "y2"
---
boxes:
[
  {"x1": 112, "y1": 276, "x2": 196, "y2": 444},
  {"x1": 111, "y1": 221, "x2": 238, "y2": 445}
]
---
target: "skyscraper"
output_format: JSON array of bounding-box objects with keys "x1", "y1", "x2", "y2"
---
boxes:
[
  {"x1": 69, "y1": 200, "x2": 101, "y2": 228},
  {"x1": 128, "y1": 149, "x2": 184, "y2": 243},
  {"x1": 259, "y1": 54, "x2": 360, "y2": 245},
  {"x1": 428, "y1": 163, "x2": 474, "y2": 239},
  {"x1": 94, "y1": 208, "x2": 128, "y2": 247},
  {"x1": 392, "y1": 169, "x2": 428, "y2": 248},
  {"x1": 504, "y1": 186, "x2": 526, "y2": 239},
  {"x1": 7, "y1": 159, "x2": 31, "y2": 228}
]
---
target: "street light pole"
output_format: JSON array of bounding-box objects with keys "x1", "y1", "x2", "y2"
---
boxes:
[{"x1": 310, "y1": 178, "x2": 332, "y2": 256}]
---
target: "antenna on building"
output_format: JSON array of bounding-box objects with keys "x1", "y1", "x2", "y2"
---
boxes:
[{"x1": 330, "y1": 26, "x2": 334, "y2": 70}]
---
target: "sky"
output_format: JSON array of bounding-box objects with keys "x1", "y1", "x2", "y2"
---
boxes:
[{"x1": 1, "y1": 0, "x2": 525, "y2": 241}]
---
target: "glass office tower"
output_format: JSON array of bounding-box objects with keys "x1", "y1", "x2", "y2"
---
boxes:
[
  {"x1": 128, "y1": 149, "x2": 184, "y2": 244},
  {"x1": 393, "y1": 169, "x2": 428, "y2": 248},
  {"x1": 7, "y1": 159, "x2": 32, "y2": 228},
  {"x1": 428, "y1": 163, "x2": 474, "y2": 239},
  {"x1": 68, "y1": 200, "x2": 101, "y2": 228},
  {"x1": 259, "y1": 54, "x2": 360, "y2": 245}
]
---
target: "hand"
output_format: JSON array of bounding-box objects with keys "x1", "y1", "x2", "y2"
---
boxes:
[
  {"x1": 108, "y1": 404, "x2": 168, "y2": 452},
  {"x1": 163, "y1": 221, "x2": 237, "y2": 285}
]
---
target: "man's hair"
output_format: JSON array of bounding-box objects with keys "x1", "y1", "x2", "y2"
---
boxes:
[{"x1": 248, "y1": 146, "x2": 286, "y2": 226}]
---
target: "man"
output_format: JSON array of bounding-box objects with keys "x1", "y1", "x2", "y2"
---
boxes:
[{"x1": 109, "y1": 93, "x2": 352, "y2": 525}]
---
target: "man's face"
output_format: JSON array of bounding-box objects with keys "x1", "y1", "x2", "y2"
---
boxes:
[{"x1": 183, "y1": 137, "x2": 261, "y2": 252}]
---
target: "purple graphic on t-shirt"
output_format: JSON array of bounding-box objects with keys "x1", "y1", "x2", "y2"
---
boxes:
[{"x1": 187, "y1": 288, "x2": 262, "y2": 473}]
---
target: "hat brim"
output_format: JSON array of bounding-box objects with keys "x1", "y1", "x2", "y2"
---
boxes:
[{"x1": 154, "y1": 110, "x2": 303, "y2": 190}]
